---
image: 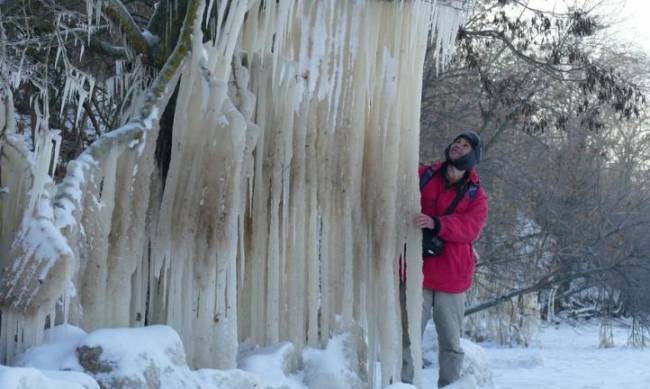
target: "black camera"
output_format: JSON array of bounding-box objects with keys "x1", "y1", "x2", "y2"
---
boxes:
[{"x1": 422, "y1": 228, "x2": 444, "y2": 257}]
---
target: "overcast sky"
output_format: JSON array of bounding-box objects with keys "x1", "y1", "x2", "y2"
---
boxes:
[
  {"x1": 578, "y1": 0, "x2": 650, "y2": 53},
  {"x1": 617, "y1": 0, "x2": 650, "y2": 53},
  {"x1": 521, "y1": 0, "x2": 650, "y2": 53}
]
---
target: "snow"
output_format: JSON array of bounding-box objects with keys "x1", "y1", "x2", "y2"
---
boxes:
[
  {"x1": 421, "y1": 318, "x2": 650, "y2": 389},
  {"x1": 15, "y1": 324, "x2": 86, "y2": 371},
  {"x1": 4, "y1": 325, "x2": 362, "y2": 389},
  {"x1": 0, "y1": 366, "x2": 97, "y2": 389},
  {"x1": 3, "y1": 320, "x2": 650, "y2": 388},
  {"x1": 484, "y1": 321, "x2": 650, "y2": 389},
  {"x1": 80, "y1": 325, "x2": 186, "y2": 378},
  {"x1": 238, "y1": 342, "x2": 304, "y2": 388},
  {"x1": 302, "y1": 333, "x2": 365, "y2": 389}
]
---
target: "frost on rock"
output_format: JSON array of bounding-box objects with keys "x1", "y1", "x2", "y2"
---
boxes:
[{"x1": 0, "y1": 0, "x2": 473, "y2": 386}]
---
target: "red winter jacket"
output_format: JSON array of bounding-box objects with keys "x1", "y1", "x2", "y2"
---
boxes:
[{"x1": 419, "y1": 162, "x2": 488, "y2": 293}]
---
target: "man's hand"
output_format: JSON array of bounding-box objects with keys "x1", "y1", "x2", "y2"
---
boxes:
[{"x1": 414, "y1": 213, "x2": 435, "y2": 229}]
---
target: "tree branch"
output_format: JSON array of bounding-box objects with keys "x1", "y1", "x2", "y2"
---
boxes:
[
  {"x1": 465, "y1": 261, "x2": 628, "y2": 316},
  {"x1": 103, "y1": 0, "x2": 152, "y2": 60}
]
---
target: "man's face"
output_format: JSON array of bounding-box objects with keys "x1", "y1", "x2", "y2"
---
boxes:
[{"x1": 448, "y1": 137, "x2": 473, "y2": 161}]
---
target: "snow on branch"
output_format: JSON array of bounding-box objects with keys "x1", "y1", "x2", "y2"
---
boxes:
[{"x1": 103, "y1": 0, "x2": 153, "y2": 58}]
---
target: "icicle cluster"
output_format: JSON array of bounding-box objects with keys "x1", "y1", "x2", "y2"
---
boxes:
[
  {"x1": 0, "y1": 87, "x2": 66, "y2": 358},
  {"x1": 0, "y1": 0, "x2": 473, "y2": 386}
]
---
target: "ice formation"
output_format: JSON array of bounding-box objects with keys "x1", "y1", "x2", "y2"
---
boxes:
[{"x1": 0, "y1": 0, "x2": 472, "y2": 386}]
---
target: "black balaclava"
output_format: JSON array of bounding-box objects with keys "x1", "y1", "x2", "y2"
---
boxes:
[{"x1": 444, "y1": 130, "x2": 482, "y2": 171}]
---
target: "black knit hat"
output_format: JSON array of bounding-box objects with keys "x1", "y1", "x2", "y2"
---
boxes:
[{"x1": 444, "y1": 130, "x2": 482, "y2": 171}]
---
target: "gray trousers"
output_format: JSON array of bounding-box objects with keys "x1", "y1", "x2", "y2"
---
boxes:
[{"x1": 401, "y1": 284, "x2": 466, "y2": 388}]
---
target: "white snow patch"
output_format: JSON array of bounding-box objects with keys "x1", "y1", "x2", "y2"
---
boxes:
[
  {"x1": 16, "y1": 324, "x2": 86, "y2": 371},
  {"x1": 483, "y1": 321, "x2": 650, "y2": 389},
  {"x1": 239, "y1": 342, "x2": 305, "y2": 389},
  {"x1": 0, "y1": 365, "x2": 97, "y2": 389},
  {"x1": 302, "y1": 333, "x2": 364, "y2": 389},
  {"x1": 80, "y1": 325, "x2": 184, "y2": 379}
]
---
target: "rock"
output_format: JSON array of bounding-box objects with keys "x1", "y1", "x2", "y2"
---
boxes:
[
  {"x1": 77, "y1": 345, "x2": 113, "y2": 374},
  {"x1": 74, "y1": 325, "x2": 194, "y2": 389}
]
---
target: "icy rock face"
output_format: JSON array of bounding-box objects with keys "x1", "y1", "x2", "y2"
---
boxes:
[{"x1": 0, "y1": 1, "x2": 474, "y2": 386}]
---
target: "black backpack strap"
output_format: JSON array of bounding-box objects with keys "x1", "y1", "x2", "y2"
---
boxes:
[
  {"x1": 445, "y1": 182, "x2": 479, "y2": 215},
  {"x1": 444, "y1": 181, "x2": 469, "y2": 215},
  {"x1": 419, "y1": 166, "x2": 438, "y2": 190}
]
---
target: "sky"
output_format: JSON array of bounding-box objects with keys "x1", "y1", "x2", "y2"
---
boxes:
[
  {"x1": 608, "y1": 0, "x2": 650, "y2": 53},
  {"x1": 523, "y1": 0, "x2": 650, "y2": 54}
]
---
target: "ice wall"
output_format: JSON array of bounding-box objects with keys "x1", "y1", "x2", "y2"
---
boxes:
[{"x1": 0, "y1": 0, "x2": 473, "y2": 386}]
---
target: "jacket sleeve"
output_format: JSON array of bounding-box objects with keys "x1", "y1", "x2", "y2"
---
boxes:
[{"x1": 437, "y1": 187, "x2": 488, "y2": 243}]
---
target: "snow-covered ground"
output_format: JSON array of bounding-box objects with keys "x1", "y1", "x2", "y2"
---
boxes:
[
  {"x1": 480, "y1": 320, "x2": 650, "y2": 389},
  {"x1": 1, "y1": 319, "x2": 649, "y2": 388}
]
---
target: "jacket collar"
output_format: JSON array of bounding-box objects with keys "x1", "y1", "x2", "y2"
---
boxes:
[{"x1": 431, "y1": 161, "x2": 481, "y2": 185}]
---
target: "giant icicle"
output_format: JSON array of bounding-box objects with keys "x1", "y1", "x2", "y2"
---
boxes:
[{"x1": 0, "y1": 0, "x2": 472, "y2": 386}]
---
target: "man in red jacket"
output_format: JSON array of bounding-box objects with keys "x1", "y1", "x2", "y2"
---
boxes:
[{"x1": 402, "y1": 131, "x2": 489, "y2": 387}]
